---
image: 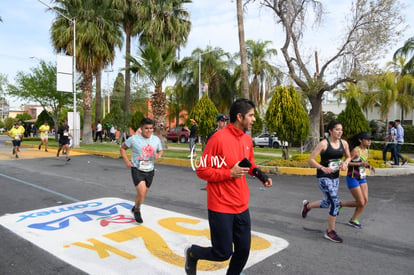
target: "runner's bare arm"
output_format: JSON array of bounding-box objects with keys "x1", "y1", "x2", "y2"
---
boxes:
[{"x1": 120, "y1": 143, "x2": 132, "y2": 168}]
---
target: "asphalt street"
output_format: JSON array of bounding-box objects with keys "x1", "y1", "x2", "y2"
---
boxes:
[{"x1": 0, "y1": 135, "x2": 413, "y2": 275}]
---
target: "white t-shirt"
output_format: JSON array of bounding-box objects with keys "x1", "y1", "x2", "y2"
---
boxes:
[{"x1": 96, "y1": 123, "x2": 102, "y2": 132}]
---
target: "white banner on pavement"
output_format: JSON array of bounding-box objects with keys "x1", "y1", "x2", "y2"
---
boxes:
[{"x1": 0, "y1": 197, "x2": 289, "y2": 274}]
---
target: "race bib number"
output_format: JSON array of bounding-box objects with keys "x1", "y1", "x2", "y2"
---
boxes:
[
  {"x1": 63, "y1": 131, "x2": 69, "y2": 136},
  {"x1": 139, "y1": 160, "x2": 152, "y2": 171},
  {"x1": 14, "y1": 135, "x2": 20, "y2": 140},
  {"x1": 328, "y1": 159, "x2": 341, "y2": 172},
  {"x1": 45, "y1": 131, "x2": 48, "y2": 135},
  {"x1": 359, "y1": 167, "x2": 366, "y2": 179}
]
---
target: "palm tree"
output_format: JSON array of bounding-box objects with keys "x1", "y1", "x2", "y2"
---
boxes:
[
  {"x1": 393, "y1": 37, "x2": 414, "y2": 76},
  {"x1": 395, "y1": 74, "x2": 414, "y2": 121},
  {"x1": 50, "y1": 0, "x2": 123, "y2": 144},
  {"x1": 236, "y1": 0, "x2": 249, "y2": 99},
  {"x1": 176, "y1": 47, "x2": 235, "y2": 114},
  {"x1": 130, "y1": 0, "x2": 190, "y2": 140},
  {"x1": 387, "y1": 53, "x2": 414, "y2": 120},
  {"x1": 139, "y1": 0, "x2": 191, "y2": 50},
  {"x1": 376, "y1": 72, "x2": 399, "y2": 122},
  {"x1": 128, "y1": 43, "x2": 179, "y2": 142},
  {"x1": 112, "y1": 0, "x2": 143, "y2": 115},
  {"x1": 245, "y1": 39, "x2": 280, "y2": 112}
]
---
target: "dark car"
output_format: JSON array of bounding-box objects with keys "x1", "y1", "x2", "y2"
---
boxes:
[{"x1": 166, "y1": 127, "x2": 193, "y2": 143}]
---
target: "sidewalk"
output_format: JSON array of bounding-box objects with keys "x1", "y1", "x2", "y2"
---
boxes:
[{"x1": 9, "y1": 142, "x2": 414, "y2": 177}]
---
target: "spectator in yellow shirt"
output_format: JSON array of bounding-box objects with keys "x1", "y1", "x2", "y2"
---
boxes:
[
  {"x1": 8, "y1": 123, "x2": 23, "y2": 158},
  {"x1": 38, "y1": 122, "x2": 50, "y2": 152}
]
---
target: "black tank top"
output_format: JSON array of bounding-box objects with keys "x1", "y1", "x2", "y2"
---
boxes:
[{"x1": 317, "y1": 138, "x2": 344, "y2": 179}]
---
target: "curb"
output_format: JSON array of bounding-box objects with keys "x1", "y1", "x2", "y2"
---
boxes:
[{"x1": 6, "y1": 142, "x2": 414, "y2": 176}]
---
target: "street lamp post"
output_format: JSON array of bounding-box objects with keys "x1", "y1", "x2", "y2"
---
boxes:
[
  {"x1": 104, "y1": 68, "x2": 113, "y2": 116},
  {"x1": 38, "y1": 0, "x2": 78, "y2": 147}
]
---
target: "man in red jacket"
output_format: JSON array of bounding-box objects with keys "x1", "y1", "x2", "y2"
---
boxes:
[{"x1": 184, "y1": 98, "x2": 273, "y2": 275}]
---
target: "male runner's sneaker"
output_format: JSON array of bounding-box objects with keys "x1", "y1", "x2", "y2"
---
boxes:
[
  {"x1": 131, "y1": 207, "x2": 143, "y2": 223},
  {"x1": 347, "y1": 219, "x2": 362, "y2": 229},
  {"x1": 402, "y1": 159, "x2": 408, "y2": 166},
  {"x1": 302, "y1": 200, "x2": 310, "y2": 218},
  {"x1": 15, "y1": 154, "x2": 19, "y2": 159},
  {"x1": 38, "y1": 145, "x2": 41, "y2": 150},
  {"x1": 184, "y1": 246, "x2": 198, "y2": 275},
  {"x1": 324, "y1": 230, "x2": 343, "y2": 243},
  {"x1": 66, "y1": 157, "x2": 71, "y2": 162},
  {"x1": 45, "y1": 149, "x2": 48, "y2": 152}
]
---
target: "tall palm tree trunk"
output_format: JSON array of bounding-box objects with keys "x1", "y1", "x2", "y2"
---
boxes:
[
  {"x1": 81, "y1": 73, "x2": 94, "y2": 144},
  {"x1": 237, "y1": 0, "x2": 249, "y2": 99},
  {"x1": 124, "y1": 34, "x2": 131, "y2": 115},
  {"x1": 151, "y1": 87, "x2": 167, "y2": 147},
  {"x1": 95, "y1": 71, "x2": 102, "y2": 124}
]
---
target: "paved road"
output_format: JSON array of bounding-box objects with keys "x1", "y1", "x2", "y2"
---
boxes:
[{"x1": 0, "y1": 136, "x2": 413, "y2": 274}]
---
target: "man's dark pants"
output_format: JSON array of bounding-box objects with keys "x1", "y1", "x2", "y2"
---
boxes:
[
  {"x1": 382, "y1": 143, "x2": 396, "y2": 163},
  {"x1": 191, "y1": 209, "x2": 251, "y2": 275}
]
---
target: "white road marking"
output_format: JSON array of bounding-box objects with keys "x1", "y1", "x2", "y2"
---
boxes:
[{"x1": 0, "y1": 197, "x2": 289, "y2": 274}]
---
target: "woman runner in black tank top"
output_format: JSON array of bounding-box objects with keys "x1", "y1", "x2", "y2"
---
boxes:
[{"x1": 302, "y1": 120, "x2": 351, "y2": 243}]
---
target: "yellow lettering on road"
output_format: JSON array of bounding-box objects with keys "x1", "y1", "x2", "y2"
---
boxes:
[
  {"x1": 70, "y1": 238, "x2": 136, "y2": 260},
  {"x1": 160, "y1": 217, "x2": 271, "y2": 250},
  {"x1": 104, "y1": 225, "x2": 227, "y2": 271},
  {"x1": 159, "y1": 217, "x2": 210, "y2": 238}
]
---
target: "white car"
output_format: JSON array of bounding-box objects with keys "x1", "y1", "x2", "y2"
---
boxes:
[{"x1": 252, "y1": 133, "x2": 288, "y2": 148}]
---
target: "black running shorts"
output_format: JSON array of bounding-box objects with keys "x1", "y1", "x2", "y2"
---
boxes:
[{"x1": 131, "y1": 167, "x2": 155, "y2": 188}]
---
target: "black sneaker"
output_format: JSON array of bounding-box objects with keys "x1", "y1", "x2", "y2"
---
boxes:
[
  {"x1": 45, "y1": 149, "x2": 48, "y2": 152},
  {"x1": 184, "y1": 246, "x2": 198, "y2": 275},
  {"x1": 302, "y1": 200, "x2": 310, "y2": 218},
  {"x1": 133, "y1": 209, "x2": 143, "y2": 223},
  {"x1": 15, "y1": 154, "x2": 19, "y2": 159},
  {"x1": 402, "y1": 160, "x2": 408, "y2": 166},
  {"x1": 38, "y1": 145, "x2": 41, "y2": 150},
  {"x1": 66, "y1": 157, "x2": 71, "y2": 162},
  {"x1": 324, "y1": 230, "x2": 343, "y2": 243}
]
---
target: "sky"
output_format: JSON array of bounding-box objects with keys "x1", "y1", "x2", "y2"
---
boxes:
[{"x1": 1, "y1": 0, "x2": 414, "y2": 109}]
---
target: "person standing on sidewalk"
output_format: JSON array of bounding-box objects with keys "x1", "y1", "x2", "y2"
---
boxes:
[
  {"x1": 341, "y1": 132, "x2": 375, "y2": 229},
  {"x1": 38, "y1": 122, "x2": 50, "y2": 152},
  {"x1": 120, "y1": 118, "x2": 163, "y2": 224},
  {"x1": 8, "y1": 123, "x2": 23, "y2": 158},
  {"x1": 95, "y1": 121, "x2": 103, "y2": 143},
  {"x1": 382, "y1": 121, "x2": 397, "y2": 164},
  {"x1": 56, "y1": 119, "x2": 72, "y2": 161},
  {"x1": 188, "y1": 119, "x2": 197, "y2": 158},
  {"x1": 184, "y1": 98, "x2": 272, "y2": 275},
  {"x1": 394, "y1": 119, "x2": 408, "y2": 166},
  {"x1": 303, "y1": 120, "x2": 351, "y2": 243}
]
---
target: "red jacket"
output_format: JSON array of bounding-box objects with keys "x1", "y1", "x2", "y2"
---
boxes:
[{"x1": 196, "y1": 123, "x2": 257, "y2": 214}]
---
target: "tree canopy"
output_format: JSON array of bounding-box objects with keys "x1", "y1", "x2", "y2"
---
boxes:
[
  {"x1": 266, "y1": 85, "x2": 310, "y2": 159},
  {"x1": 251, "y1": 0, "x2": 405, "y2": 149}
]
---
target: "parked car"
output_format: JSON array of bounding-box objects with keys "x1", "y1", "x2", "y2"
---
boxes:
[
  {"x1": 166, "y1": 127, "x2": 198, "y2": 143},
  {"x1": 252, "y1": 133, "x2": 287, "y2": 148}
]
